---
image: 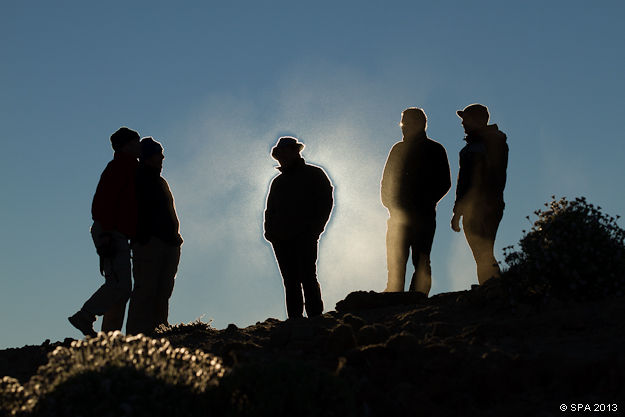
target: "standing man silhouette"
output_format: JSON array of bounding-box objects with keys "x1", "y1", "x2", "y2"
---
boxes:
[
  {"x1": 69, "y1": 127, "x2": 140, "y2": 337},
  {"x1": 126, "y1": 137, "x2": 183, "y2": 335},
  {"x1": 264, "y1": 137, "x2": 333, "y2": 319},
  {"x1": 451, "y1": 104, "x2": 508, "y2": 284},
  {"x1": 381, "y1": 108, "x2": 451, "y2": 296}
]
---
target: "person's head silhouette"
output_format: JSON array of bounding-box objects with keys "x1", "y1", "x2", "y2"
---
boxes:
[
  {"x1": 457, "y1": 104, "x2": 489, "y2": 134},
  {"x1": 271, "y1": 136, "x2": 304, "y2": 168},
  {"x1": 400, "y1": 108, "x2": 427, "y2": 139},
  {"x1": 140, "y1": 137, "x2": 165, "y2": 173},
  {"x1": 110, "y1": 127, "x2": 140, "y2": 157}
]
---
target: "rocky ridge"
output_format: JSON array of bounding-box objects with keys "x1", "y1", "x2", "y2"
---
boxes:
[{"x1": 1, "y1": 280, "x2": 624, "y2": 416}]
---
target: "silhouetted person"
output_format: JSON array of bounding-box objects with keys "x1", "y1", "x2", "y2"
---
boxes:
[
  {"x1": 68, "y1": 127, "x2": 140, "y2": 337},
  {"x1": 381, "y1": 108, "x2": 451, "y2": 295},
  {"x1": 451, "y1": 104, "x2": 508, "y2": 284},
  {"x1": 126, "y1": 137, "x2": 183, "y2": 335},
  {"x1": 264, "y1": 137, "x2": 333, "y2": 319}
]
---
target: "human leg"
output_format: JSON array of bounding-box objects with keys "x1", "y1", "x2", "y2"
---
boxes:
[
  {"x1": 126, "y1": 239, "x2": 161, "y2": 334},
  {"x1": 154, "y1": 242, "x2": 181, "y2": 327},
  {"x1": 408, "y1": 217, "x2": 435, "y2": 295},
  {"x1": 272, "y1": 241, "x2": 304, "y2": 319},
  {"x1": 385, "y1": 218, "x2": 410, "y2": 292},
  {"x1": 409, "y1": 253, "x2": 432, "y2": 294},
  {"x1": 82, "y1": 227, "x2": 132, "y2": 319},
  {"x1": 463, "y1": 209, "x2": 502, "y2": 284},
  {"x1": 101, "y1": 300, "x2": 126, "y2": 332},
  {"x1": 298, "y1": 238, "x2": 323, "y2": 317},
  {"x1": 72, "y1": 226, "x2": 131, "y2": 337},
  {"x1": 464, "y1": 231, "x2": 500, "y2": 284}
]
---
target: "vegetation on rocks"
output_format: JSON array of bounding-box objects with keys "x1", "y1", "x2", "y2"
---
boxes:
[
  {"x1": 1, "y1": 332, "x2": 224, "y2": 416},
  {"x1": 1, "y1": 197, "x2": 624, "y2": 416}
]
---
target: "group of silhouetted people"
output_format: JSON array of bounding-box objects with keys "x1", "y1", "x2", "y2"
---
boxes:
[
  {"x1": 69, "y1": 102, "x2": 507, "y2": 336},
  {"x1": 382, "y1": 104, "x2": 508, "y2": 299},
  {"x1": 69, "y1": 130, "x2": 182, "y2": 337}
]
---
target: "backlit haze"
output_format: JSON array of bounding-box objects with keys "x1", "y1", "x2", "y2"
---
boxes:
[{"x1": 1, "y1": 1, "x2": 624, "y2": 348}]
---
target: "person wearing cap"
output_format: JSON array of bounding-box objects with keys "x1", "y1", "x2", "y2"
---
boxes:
[
  {"x1": 126, "y1": 137, "x2": 183, "y2": 335},
  {"x1": 264, "y1": 136, "x2": 334, "y2": 319},
  {"x1": 451, "y1": 104, "x2": 508, "y2": 284},
  {"x1": 381, "y1": 108, "x2": 451, "y2": 296},
  {"x1": 68, "y1": 127, "x2": 140, "y2": 337}
]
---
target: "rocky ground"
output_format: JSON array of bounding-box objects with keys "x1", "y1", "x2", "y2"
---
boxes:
[{"x1": 1, "y1": 279, "x2": 624, "y2": 416}]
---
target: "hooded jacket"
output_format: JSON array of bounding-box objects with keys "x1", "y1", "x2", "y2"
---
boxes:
[
  {"x1": 264, "y1": 158, "x2": 333, "y2": 242},
  {"x1": 381, "y1": 132, "x2": 451, "y2": 217},
  {"x1": 453, "y1": 124, "x2": 508, "y2": 215}
]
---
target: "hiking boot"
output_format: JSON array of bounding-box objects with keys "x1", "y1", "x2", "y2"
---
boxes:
[{"x1": 68, "y1": 310, "x2": 97, "y2": 337}]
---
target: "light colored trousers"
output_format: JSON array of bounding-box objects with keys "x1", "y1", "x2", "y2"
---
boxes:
[
  {"x1": 463, "y1": 207, "x2": 503, "y2": 284},
  {"x1": 385, "y1": 214, "x2": 435, "y2": 295},
  {"x1": 126, "y1": 237, "x2": 181, "y2": 335},
  {"x1": 82, "y1": 222, "x2": 132, "y2": 329}
]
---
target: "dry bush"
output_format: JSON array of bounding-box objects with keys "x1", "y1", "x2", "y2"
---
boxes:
[{"x1": 503, "y1": 196, "x2": 625, "y2": 301}]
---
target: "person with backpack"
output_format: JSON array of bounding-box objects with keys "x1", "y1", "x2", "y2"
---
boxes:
[{"x1": 69, "y1": 127, "x2": 140, "y2": 337}]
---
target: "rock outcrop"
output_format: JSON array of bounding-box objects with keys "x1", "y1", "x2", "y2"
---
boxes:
[{"x1": 1, "y1": 282, "x2": 624, "y2": 416}]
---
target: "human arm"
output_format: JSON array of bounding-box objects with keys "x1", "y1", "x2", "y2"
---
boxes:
[
  {"x1": 312, "y1": 168, "x2": 334, "y2": 237},
  {"x1": 91, "y1": 162, "x2": 127, "y2": 233},
  {"x1": 433, "y1": 144, "x2": 452, "y2": 204},
  {"x1": 380, "y1": 145, "x2": 400, "y2": 209},
  {"x1": 263, "y1": 181, "x2": 277, "y2": 242},
  {"x1": 453, "y1": 144, "x2": 486, "y2": 216}
]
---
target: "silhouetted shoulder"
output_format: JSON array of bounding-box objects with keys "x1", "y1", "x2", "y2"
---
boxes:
[
  {"x1": 305, "y1": 163, "x2": 333, "y2": 184},
  {"x1": 268, "y1": 173, "x2": 286, "y2": 193},
  {"x1": 462, "y1": 141, "x2": 486, "y2": 155},
  {"x1": 477, "y1": 125, "x2": 508, "y2": 164},
  {"x1": 389, "y1": 140, "x2": 406, "y2": 153},
  {"x1": 425, "y1": 137, "x2": 448, "y2": 154},
  {"x1": 306, "y1": 163, "x2": 329, "y2": 174},
  {"x1": 484, "y1": 124, "x2": 507, "y2": 138},
  {"x1": 383, "y1": 141, "x2": 407, "y2": 168},
  {"x1": 477, "y1": 125, "x2": 507, "y2": 147}
]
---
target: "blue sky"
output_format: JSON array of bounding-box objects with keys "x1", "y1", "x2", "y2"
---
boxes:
[{"x1": 1, "y1": 1, "x2": 624, "y2": 348}]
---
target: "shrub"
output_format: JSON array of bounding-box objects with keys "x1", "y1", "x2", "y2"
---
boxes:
[
  {"x1": 0, "y1": 376, "x2": 27, "y2": 416},
  {"x1": 154, "y1": 317, "x2": 217, "y2": 338},
  {"x1": 2, "y1": 332, "x2": 225, "y2": 416},
  {"x1": 503, "y1": 196, "x2": 625, "y2": 301}
]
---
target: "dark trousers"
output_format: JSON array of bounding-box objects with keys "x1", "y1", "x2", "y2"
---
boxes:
[
  {"x1": 272, "y1": 237, "x2": 323, "y2": 318},
  {"x1": 385, "y1": 213, "x2": 436, "y2": 294},
  {"x1": 127, "y1": 238, "x2": 181, "y2": 335},
  {"x1": 463, "y1": 205, "x2": 503, "y2": 284},
  {"x1": 101, "y1": 300, "x2": 127, "y2": 332}
]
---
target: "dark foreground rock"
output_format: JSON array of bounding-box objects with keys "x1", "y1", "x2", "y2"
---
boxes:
[{"x1": 1, "y1": 281, "x2": 624, "y2": 416}]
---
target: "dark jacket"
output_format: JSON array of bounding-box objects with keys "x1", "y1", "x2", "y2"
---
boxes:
[
  {"x1": 381, "y1": 133, "x2": 451, "y2": 217},
  {"x1": 264, "y1": 158, "x2": 334, "y2": 242},
  {"x1": 135, "y1": 163, "x2": 183, "y2": 246},
  {"x1": 453, "y1": 124, "x2": 508, "y2": 215},
  {"x1": 91, "y1": 152, "x2": 138, "y2": 237}
]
